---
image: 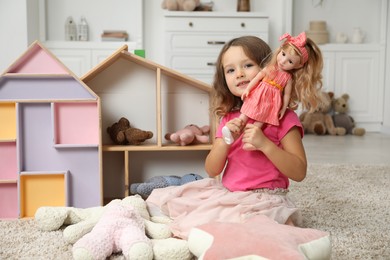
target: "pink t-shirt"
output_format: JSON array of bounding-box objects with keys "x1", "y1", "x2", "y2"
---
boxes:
[{"x1": 216, "y1": 109, "x2": 303, "y2": 191}]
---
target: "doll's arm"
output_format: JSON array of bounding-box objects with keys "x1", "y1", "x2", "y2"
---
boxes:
[
  {"x1": 279, "y1": 80, "x2": 292, "y2": 119},
  {"x1": 242, "y1": 69, "x2": 266, "y2": 100}
]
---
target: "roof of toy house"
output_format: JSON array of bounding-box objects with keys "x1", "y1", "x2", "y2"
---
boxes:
[
  {"x1": 81, "y1": 45, "x2": 211, "y2": 93},
  {"x1": 0, "y1": 41, "x2": 98, "y2": 102}
]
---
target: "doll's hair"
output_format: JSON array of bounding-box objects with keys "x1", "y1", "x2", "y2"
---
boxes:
[
  {"x1": 266, "y1": 37, "x2": 324, "y2": 112},
  {"x1": 211, "y1": 36, "x2": 272, "y2": 117}
]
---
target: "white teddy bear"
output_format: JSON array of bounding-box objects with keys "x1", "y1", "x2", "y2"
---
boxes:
[{"x1": 34, "y1": 195, "x2": 192, "y2": 260}]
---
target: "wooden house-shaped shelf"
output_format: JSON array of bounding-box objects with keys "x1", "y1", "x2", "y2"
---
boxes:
[
  {"x1": 0, "y1": 41, "x2": 102, "y2": 218},
  {"x1": 81, "y1": 45, "x2": 213, "y2": 201}
]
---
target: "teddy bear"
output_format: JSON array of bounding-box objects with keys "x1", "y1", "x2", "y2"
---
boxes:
[
  {"x1": 130, "y1": 173, "x2": 203, "y2": 199},
  {"x1": 165, "y1": 124, "x2": 210, "y2": 146},
  {"x1": 299, "y1": 91, "x2": 346, "y2": 135},
  {"x1": 161, "y1": 0, "x2": 200, "y2": 11},
  {"x1": 107, "y1": 117, "x2": 153, "y2": 145},
  {"x1": 34, "y1": 195, "x2": 193, "y2": 259},
  {"x1": 72, "y1": 201, "x2": 153, "y2": 260},
  {"x1": 332, "y1": 93, "x2": 366, "y2": 136}
]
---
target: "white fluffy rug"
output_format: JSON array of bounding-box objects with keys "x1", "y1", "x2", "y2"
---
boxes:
[{"x1": 0, "y1": 163, "x2": 389, "y2": 259}]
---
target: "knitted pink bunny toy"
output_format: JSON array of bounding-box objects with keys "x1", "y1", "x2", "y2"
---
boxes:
[{"x1": 72, "y1": 200, "x2": 153, "y2": 260}]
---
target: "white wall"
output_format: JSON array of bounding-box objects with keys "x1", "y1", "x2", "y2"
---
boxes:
[
  {"x1": 383, "y1": 4, "x2": 390, "y2": 134},
  {"x1": 0, "y1": 0, "x2": 29, "y2": 73}
]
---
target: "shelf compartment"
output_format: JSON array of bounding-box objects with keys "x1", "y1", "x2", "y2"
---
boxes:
[
  {"x1": 0, "y1": 103, "x2": 16, "y2": 140},
  {"x1": 5, "y1": 42, "x2": 69, "y2": 74},
  {"x1": 52, "y1": 102, "x2": 99, "y2": 146},
  {"x1": 0, "y1": 183, "x2": 18, "y2": 219},
  {"x1": 0, "y1": 142, "x2": 17, "y2": 180},
  {"x1": 19, "y1": 171, "x2": 68, "y2": 218},
  {"x1": 0, "y1": 77, "x2": 97, "y2": 102}
]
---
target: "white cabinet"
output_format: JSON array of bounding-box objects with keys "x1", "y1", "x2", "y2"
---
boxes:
[
  {"x1": 320, "y1": 44, "x2": 385, "y2": 131},
  {"x1": 44, "y1": 41, "x2": 137, "y2": 76},
  {"x1": 164, "y1": 12, "x2": 269, "y2": 84}
]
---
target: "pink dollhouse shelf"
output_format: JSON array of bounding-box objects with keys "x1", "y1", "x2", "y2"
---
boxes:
[
  {"x1": 0, "y1": 183, "x2": 18, "y2": 219},
  {"x1": 6, "y1": 44, "x2": 69, "y2": 74},
  {"x1": 53, "y1": 102, "x2": 99, "y2": 145}
]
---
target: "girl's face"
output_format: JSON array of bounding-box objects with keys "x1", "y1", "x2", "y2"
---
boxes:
[
  {"x1": 222, "y1": 46, "x2": 262, "y2": 97},
  {"x1": 276, "y1": 49, "x2": 302, "y2": 71}
]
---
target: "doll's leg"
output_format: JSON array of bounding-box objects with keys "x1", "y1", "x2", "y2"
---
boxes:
[
  {"x1": 242, "y1": 121, "x2": 263, "y2": 151},
  {"x1": 222, "y1": 114, "x2": 248, "y2": 144}
]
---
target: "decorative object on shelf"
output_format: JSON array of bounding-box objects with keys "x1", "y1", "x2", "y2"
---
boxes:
[
  {"x1": 237, "y1": 0, "x2": 250, "y2": 12},
  {"x1": 164, "y1": 124, "x2": 210, "y2": 146},
  {"x1": 306, "y1": 20, "x2": 329, "y2": 44},
  {"x1": 351, "y1": 27, "x2": 365, "y2": 44},
  {"x1": 106, "y1": 117, "x2": 153, "y2": 145},
  {"x1": 65, "y1": 16, "x2": 77, "y2": 41},
  {"x1": 101, "y1": 30, "x2": 129, "y2": 42},
  {"x1": 161, "y1": 0, "x2": 200, "y2": 11},
  {"x1": 130, "y1": 173, "x2": 203, "y2": 199},
  {"x1": 332, "y1": 93, "x2": 366, "y2": 136},
  {"x1": 77, "y1": 16, "x2": 89, "y2": 41},
  {"x1": 336, "y1": 32, "x2": 348, "y2": 43}
]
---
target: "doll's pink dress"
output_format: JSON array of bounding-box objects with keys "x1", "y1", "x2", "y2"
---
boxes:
[{"x1": 241, "y1": 69, "x2": 291, "y2": 126}]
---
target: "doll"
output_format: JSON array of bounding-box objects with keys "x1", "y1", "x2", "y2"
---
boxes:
[{"x1": 222, "y1": 32, "x2": 323, "y2": 149}]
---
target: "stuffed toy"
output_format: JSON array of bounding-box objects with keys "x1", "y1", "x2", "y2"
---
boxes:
[
  {"x1": 187, "y1": 214, "x2": 331, "y2": 260},
  {"x1": 165, "y1": 124, "x2": 210, "y2": 146},
  {"x1": 130, "y1": 173, "x2": 203, "y2": 199},
  {"x1": 332, "y1": 93, "x2": 366, "y2": 136},
  {"x1": 35, "y1": 195, "x2": 193, "y2": 259},
  {"x1": 72, "y1": 201, "x2": 153, "y2": 260},
  {"x1": 161, "y1": 0, "x2": 200, "y2": 11},
  {"x1": 107, "y1": 117, "x2": 153, "y2": 145},
  {"x1": 299, "y1": 91, "x2": 346, "y2": 135}
]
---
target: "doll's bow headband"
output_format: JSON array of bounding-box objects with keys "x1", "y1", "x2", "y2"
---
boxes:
[{"x1": 279, "y1": 32, "x2": 308, "y2": 65}]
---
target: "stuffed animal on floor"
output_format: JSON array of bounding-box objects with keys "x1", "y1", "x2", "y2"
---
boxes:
[
  {"x1": 107, "y1": 117, "x2": 153, "y2": 145},
  {"x1": 299, "y1": 91, "x2": 346, "y2": 135},
  {"x1": 130, "y1": 173, "x2": 203, "y2": 199},
  {"x1": 332, "y1": 93, "x2": 366, "y2": 136},
  {"x1": 161, "y1": 0, "x2": 200, "y2": 11},
  {"x1": 187, "y1": 214, "x2": 331, "y2": 260},
  {"x1": 165, "y1": 124, "x2": 210, "y2": 146},
  {"x1": 34, "y1": 195, "x2": 193, "y2": 260},
  {"x1": 72, "y1": 201, "x2": 153, "y2": 260}
]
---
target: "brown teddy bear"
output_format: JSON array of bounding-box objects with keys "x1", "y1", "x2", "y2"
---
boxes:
[
  {"x1": 165, "y1": 124, "x2": 210, "y2": 146},
  {"x1": 332, "y1": 93, "x2": 366, "y2": 136},
  {"x1": 107, "y1": 117, "x2": 153, "y2": 145},
  {"x1": 299, "y1": 91, "x2": 346, "y2": 135}
]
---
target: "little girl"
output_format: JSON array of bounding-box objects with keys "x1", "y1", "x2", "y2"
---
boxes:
[
  {"x1": 146, "y1": 35, "x2": 324, "y2": 239},
  {"x1": 222, "y1": 32, "x2": 323, "y2": 150}
]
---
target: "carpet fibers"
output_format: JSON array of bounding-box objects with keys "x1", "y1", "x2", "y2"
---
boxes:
[{"x1": 0, "y1": 163, "x2": 389, "y2": 259}]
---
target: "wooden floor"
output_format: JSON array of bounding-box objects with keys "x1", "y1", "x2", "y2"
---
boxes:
[{"x1": 302, "y1": 132, "x2": 390, "y2": 164}]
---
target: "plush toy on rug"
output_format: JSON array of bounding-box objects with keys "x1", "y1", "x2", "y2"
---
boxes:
[
  {"x1": 107, "y1": 117, "x2": 153, "y2": 145},
  {"x1": 332, "y1": 93, "x2": 366, "y2": 136},
  {"x1": 188, "y1": 214, "x2": 331, "y2": 260},
  {"x1": 299, "y1": 91, "x2": 346, "y2": 135},
  {"x1": 72, "y1": 201, "x2": 153, "y2": 260},
  {"x1": 35, "y1": 195, "x2": 193, "y2": 260},
  {"x1": 130, "y1": 173, "x2": 203, "y2": 199},
  {"x1": 165, "y1": 124, "x2": 210, "y2": 146}
]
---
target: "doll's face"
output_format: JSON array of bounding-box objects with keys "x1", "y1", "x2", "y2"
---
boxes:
[
  {"x1": 277, "y1": 49, "x2": 302, "y2": 71},
  {"x1": 222, "y1": 46, "x2": 262, "y2": 97}
]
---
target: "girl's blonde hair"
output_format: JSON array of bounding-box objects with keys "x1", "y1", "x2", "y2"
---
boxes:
[
  {"x1": 267, "y1": 37, "x2": 324, "y2": 112},
  {"x1": 211, "y1": 36, "x2": 272, "y2": 118}
]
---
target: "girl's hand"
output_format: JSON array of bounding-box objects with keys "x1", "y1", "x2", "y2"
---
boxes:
[{"x1": 242, "y1": 124, "x2": 271, "y2": 151}]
